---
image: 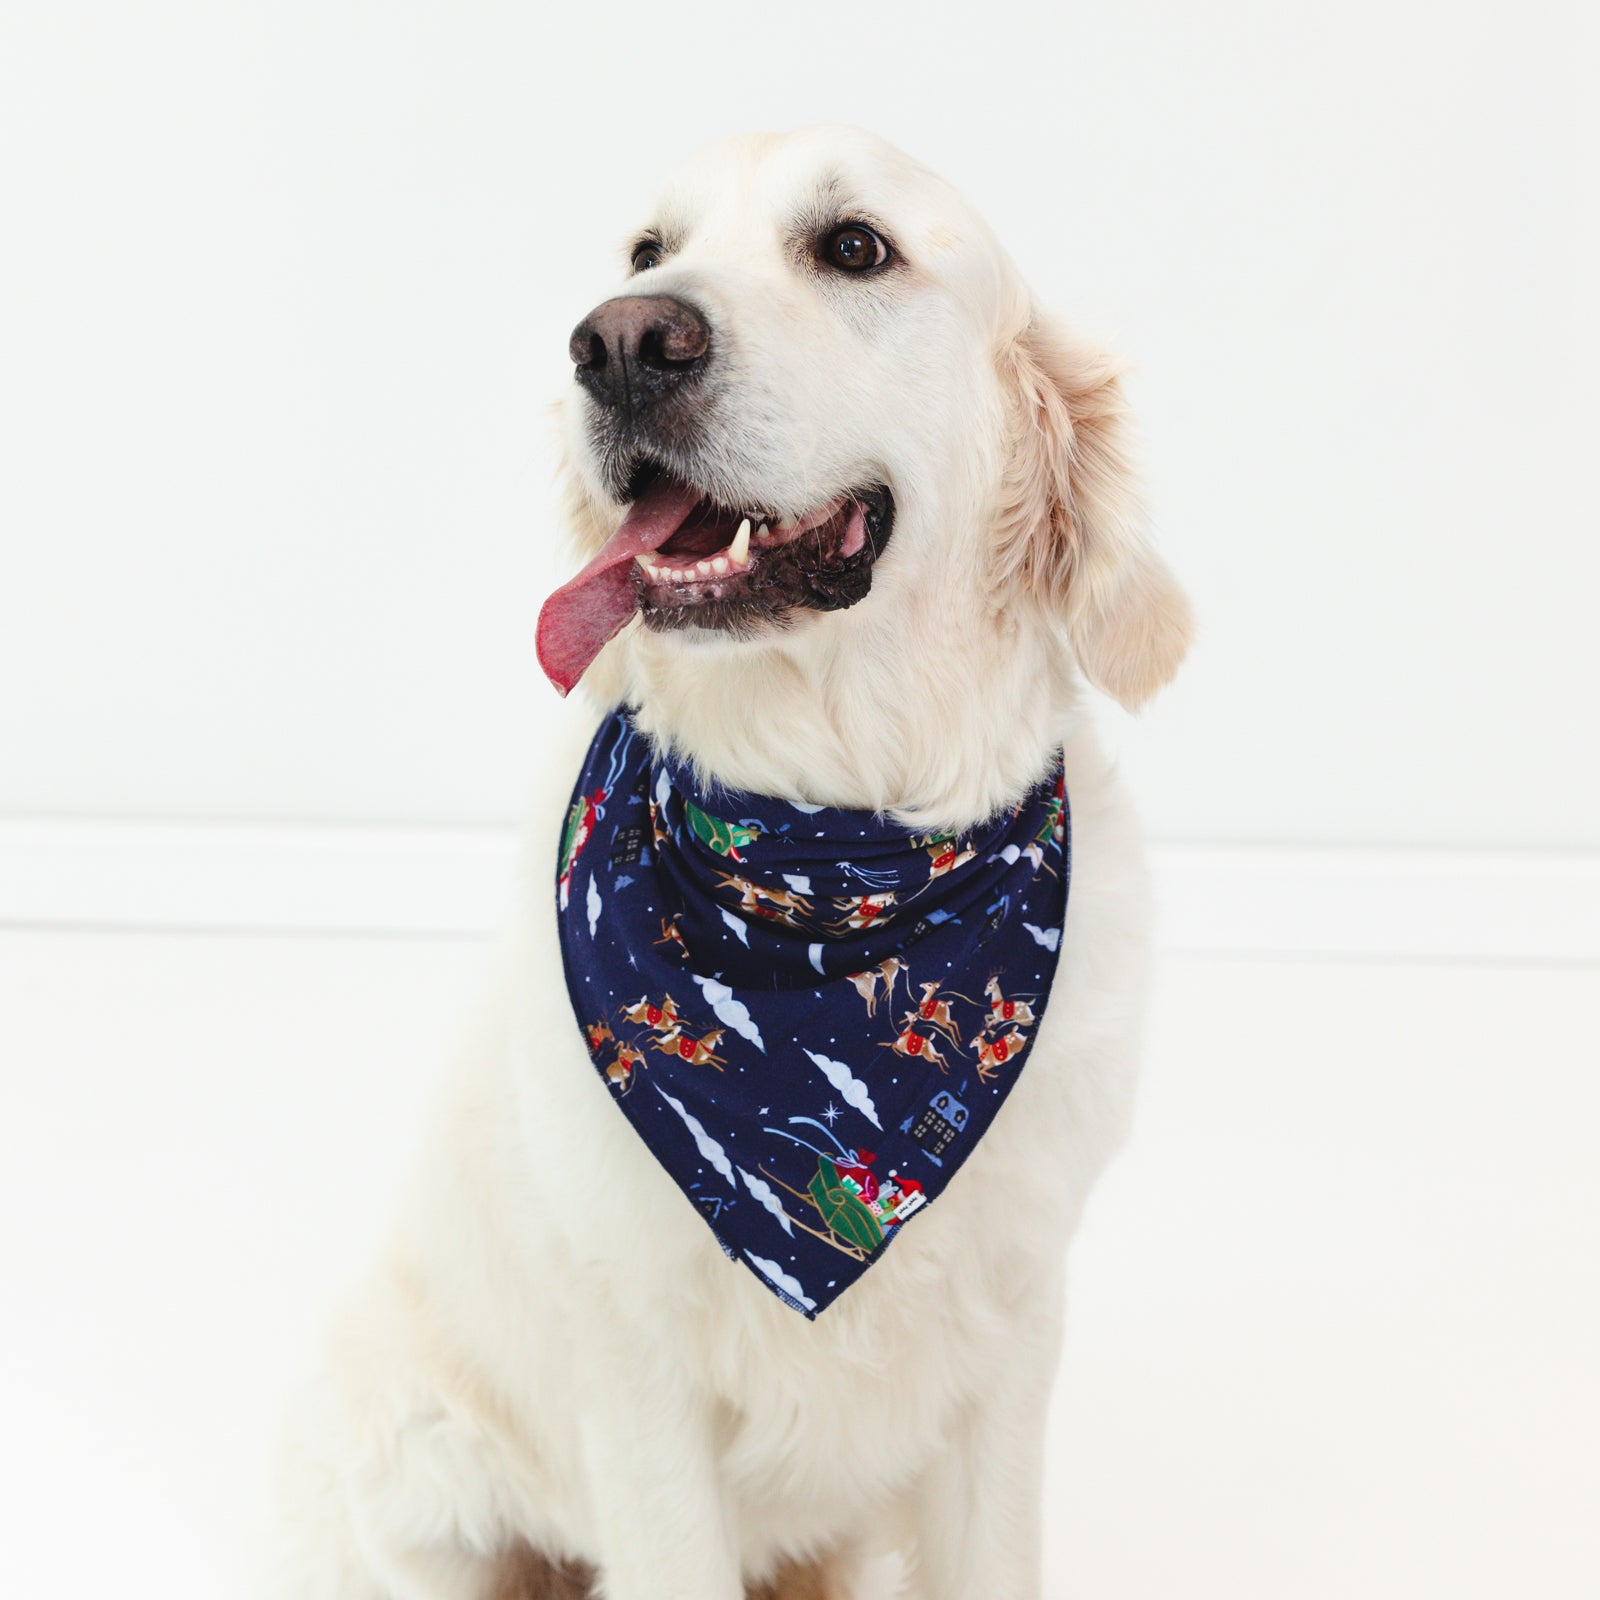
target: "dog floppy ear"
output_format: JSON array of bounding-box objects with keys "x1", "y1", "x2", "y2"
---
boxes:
[{"x1": 993, "y1": 315, "x2": 1192, "y2": 708}]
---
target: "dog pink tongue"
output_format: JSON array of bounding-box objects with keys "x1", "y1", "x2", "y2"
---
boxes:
[{"x1": 536, "y1": 479, "x2": 703, "y2": 695}]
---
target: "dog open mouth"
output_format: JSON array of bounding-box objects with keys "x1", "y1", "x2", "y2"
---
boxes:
[{"x1": 537, "y1": 469, "x2": 894, "y2": 695}]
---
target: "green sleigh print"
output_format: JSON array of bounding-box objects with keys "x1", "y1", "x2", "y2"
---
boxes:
[
  {"x1": 808, "y1": 1157, "x2": 886, "y2": 1253},
  {"x1": 683, "y1": 799, "x2": 761, "y2": 861}
]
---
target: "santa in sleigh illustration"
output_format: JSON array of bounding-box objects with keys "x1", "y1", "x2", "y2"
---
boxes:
[
  {"x1": 762, "y1": 1118, "x2": 931, "y2": 1256},
  {"x1": 557, "y1": 787, "x2": 608, "y2": 911}
]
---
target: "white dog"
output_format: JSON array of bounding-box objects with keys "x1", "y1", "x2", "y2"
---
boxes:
[{"x1": 270, "y1": 125, "x2": 1190, "y2": 1600}]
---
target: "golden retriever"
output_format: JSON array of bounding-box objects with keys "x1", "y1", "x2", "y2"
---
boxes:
[{"x1": 269, "y1": 123, "x2": 1190, "y2": 1600}]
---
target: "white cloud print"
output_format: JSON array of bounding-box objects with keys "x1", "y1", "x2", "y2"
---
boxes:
[
  {"x1": 744, "y1": 1251, "x2": 816, "y2": 1311},
  {"x1": 803, "y1": 1048, "x2": 882, "y2": 1130},
  {"x1": 737, "y1": 1166, "x2": 793, "y2": 1236},
  {"x1": 691, "y1": 974, "x2": 764, "y2": 1052},
  {"x1": 654, "y1": 1086, "x2": 736, "y2": 1188}
]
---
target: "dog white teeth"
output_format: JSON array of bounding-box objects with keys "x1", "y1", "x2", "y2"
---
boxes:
[
  {"x1": 712, "y1": 556, "x2": 729, "y2": 575},
  {"x1": 695, "y1": 559, "x2": 713, "y2": 577},
  {"x1": 729, "y1": 519, "x2": 751, "y2": 565}
]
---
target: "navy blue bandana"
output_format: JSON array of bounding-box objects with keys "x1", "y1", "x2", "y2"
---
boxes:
[{"x1": 555, "y1": 711, "x2": 1070, "y2": 1318}]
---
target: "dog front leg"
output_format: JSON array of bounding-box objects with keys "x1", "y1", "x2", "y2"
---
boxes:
[
  {"x1": 905, "y1": 1324, "x2": 1061, "y2": 1600},
  {"x1": 576, "y1": 1348, "x2": 742, "y2": 1600}
]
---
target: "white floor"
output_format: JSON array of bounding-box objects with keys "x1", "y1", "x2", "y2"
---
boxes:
[{"x1": 1, "y1": 928, "x2": 1596, "y2": 1598}]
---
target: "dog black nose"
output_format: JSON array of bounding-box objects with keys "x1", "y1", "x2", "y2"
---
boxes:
[{"x1": 569, "y1": 295, "x2": 711, "y2": 411}]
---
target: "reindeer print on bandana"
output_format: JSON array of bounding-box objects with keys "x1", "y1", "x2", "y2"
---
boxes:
[{"x1": 556, "y1": 711, "x2": 1069, "y2": 1317}]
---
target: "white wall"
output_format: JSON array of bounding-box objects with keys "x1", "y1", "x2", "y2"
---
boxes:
[
  {"x1": 3, "y1": 0, "x2": 1596, "y2": 846},
  {"x1": 3, "y1": 10, "x2": 1598, "y2": 1598}
]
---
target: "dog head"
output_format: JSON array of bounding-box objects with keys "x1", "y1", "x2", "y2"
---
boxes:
[{"x1": 541, "y1": 126, "x2": 1189, "y2": 810}]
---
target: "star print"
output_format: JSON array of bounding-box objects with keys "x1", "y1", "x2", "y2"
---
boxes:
[{"x1": 562, "y1": 711, "x2": 1064, "y2": 1317}]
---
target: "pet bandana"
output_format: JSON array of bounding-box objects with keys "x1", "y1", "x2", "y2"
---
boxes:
[{"x1": 556, "y1": 710, "x2": 1069, "y2": 1318}]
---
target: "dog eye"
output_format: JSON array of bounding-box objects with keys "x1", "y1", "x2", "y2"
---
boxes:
[
  {"x1": 823, "y1": 224, "x2": 890, "y2": 273},
  {"x1": 630, "y1": 240, "x2": 663, "y2": 273}
]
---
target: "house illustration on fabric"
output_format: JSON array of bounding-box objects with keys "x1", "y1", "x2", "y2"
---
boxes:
[
  {"x1": 900, "y1": 1087, "x2": 970, "y2": 1166},
  {"x1": 609, "y1": 822, "x2": 648, "y2": 870}
]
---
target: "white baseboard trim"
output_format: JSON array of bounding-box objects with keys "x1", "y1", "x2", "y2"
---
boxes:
[
  {"x1": 0, "y1": 817, "x2": 1596, "y2": 965},
  {"x1": 0, "y1": 818, "x2": 524, "y2": 941},
  {"x1": 1149, "y1": 844, "x2": 1600, "y2": 966}
]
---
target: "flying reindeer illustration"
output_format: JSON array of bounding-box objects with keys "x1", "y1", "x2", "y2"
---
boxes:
[
  {"x1": 924, "y1": 836, "x2": 977, "y2": 880},
  {"x1": 648, "y1": 1026, "x2": 727, "y2": 1070},
  {"x1": 847, "y1": 955, "x2": 910, "y2": 1018},
  {"x1": 885, "y1": 1021, "x2": 952, "y2": 1072},
  {"x1": 970, "y1": 1027, "x2": 1030, "y2": 1083},
  {"x1": 604, "y1": 1041, "x2": 646, "y2": 1095},
  {"x1": 825, "y1": 891, "x2": 898, "y2": 933},
  {"x1": 983, "y1": 975, "x2": 1036, "y2": 1031},
  {"x1": 713, "y1": 871, "x2": 814, "y2": 925},
  {"x1": 654, "y1": 914, "x2": 690, "y2": 962},
  {"x1": 648, "y1": 799, "x2": 672, "y2": 853},
  {"x1": 902, "y1": 980, "x2": 965, "y2": 1045},
  {"x1": 620, "y1": 994, "x2": 684, "y2": 1032}
]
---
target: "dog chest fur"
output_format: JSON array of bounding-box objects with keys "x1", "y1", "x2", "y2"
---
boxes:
[{"x1": 289, "y1": 717, "x2": 1148, "y2": 1590}]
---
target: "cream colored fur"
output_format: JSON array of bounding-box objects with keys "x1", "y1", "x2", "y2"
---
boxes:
[{"x1": 267, "y1": 125, "x2": 1189, "y2": 1600}]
